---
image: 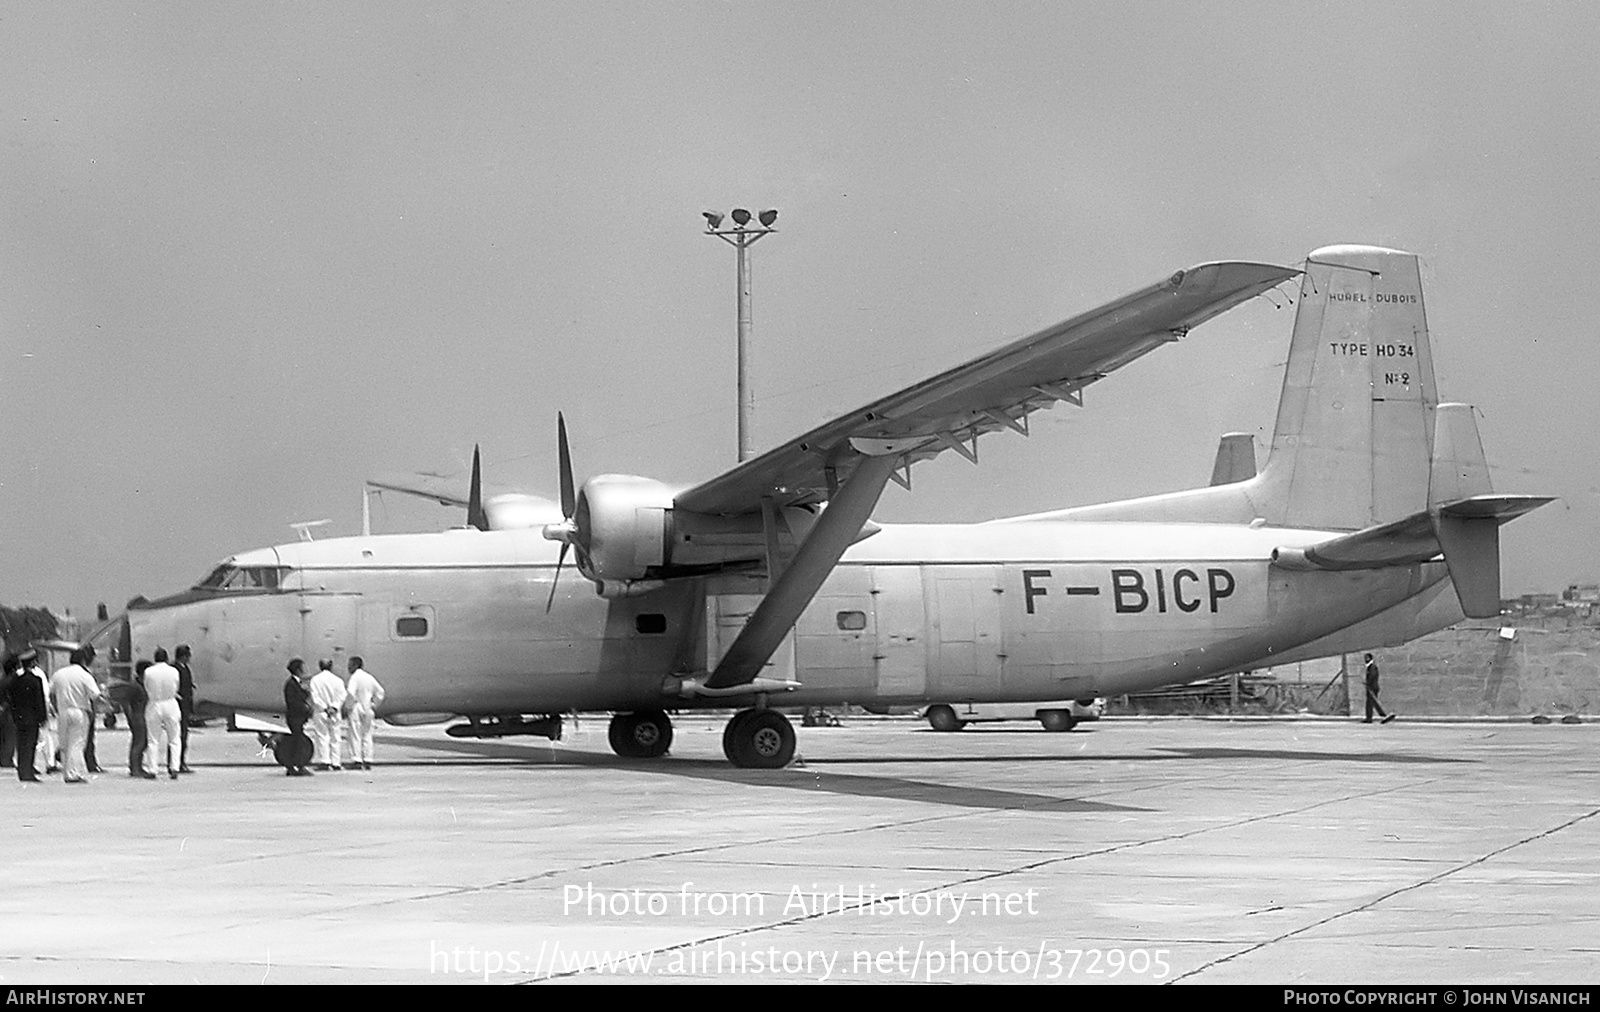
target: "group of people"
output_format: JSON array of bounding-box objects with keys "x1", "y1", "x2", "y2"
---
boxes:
[
  {"x1": 280, "y1": 656, "x2": 385, "y2": 776},
  {"x1": 124, "y1": 646, "x2": 196, "y2": 779},
  {"x1": 0, "y1": 642, "x2": 194, "y2": 783}
]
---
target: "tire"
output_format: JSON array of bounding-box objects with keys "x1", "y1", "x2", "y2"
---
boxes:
[
  {"x1": 722, "y1": 709, "x2": 758, "y2": 757},
  {"x1": 1038, "y1": 709, "x2": 1076, "y2": 732},
  {"x1": 273, "y1": 732, "x2": 313, "y2": 767},
  {"x1": 926, "y1": 705, "x2": 965, "y2": 732},
  {"x1": 609, "y1": 710, "x2": 674, "y2": 758},
  {"x1": 723, "y1": 709, "x2": 795, "y2": 769}
]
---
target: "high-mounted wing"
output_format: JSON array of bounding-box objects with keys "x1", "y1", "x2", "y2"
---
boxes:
[
  {"x1": 676, "y1": 260, "x2": 1298, "y2": 517},
  {"x1": 675, "y1": 258, "x2": 1298, "y2": 694}
]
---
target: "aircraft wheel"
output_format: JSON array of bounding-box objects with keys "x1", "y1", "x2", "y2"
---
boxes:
[
  {"x1": 272, "y1": 731, "x2": 313, "y2": 768},
  {"x1": 723, "y1": 709, "x2": 795, "y2": 769},
  {"x1": 608, "y1": 710, "x2": 674, "y2": 759},
  {"x1": 721, "y1": 708, "x2": 758, "y2": 757},
  {"x1": 926, "y1": 705, "x2": 965, "y2": 732},
  {"x1": 1038, "y1": 709, "x2": 1077, "y2": 732}
]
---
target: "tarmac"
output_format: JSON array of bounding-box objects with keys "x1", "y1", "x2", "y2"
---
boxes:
[{"x1": 2, "y1": 714, "x2": 1597, "y2": 985}]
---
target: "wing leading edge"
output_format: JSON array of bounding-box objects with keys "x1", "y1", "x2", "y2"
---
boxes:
[{"x1": 675, "y1": 260, "x2": 1298, "y2": 517}]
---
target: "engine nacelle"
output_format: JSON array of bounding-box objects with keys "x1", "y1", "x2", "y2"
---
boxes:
[
  {"x1": 484, "y1": 493, "x2": 562, "y2": 531},
  {"x1": 575, "y1": 474, "x2": 677, "y2": 583}
]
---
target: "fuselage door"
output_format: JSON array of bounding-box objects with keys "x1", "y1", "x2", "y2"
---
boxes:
[
  {"x1": 930, "y1": 566, "x2": 1004, "y2": 695},
  {"x1": 870, "y1": 565, "x2": 926, "y2": 699}
]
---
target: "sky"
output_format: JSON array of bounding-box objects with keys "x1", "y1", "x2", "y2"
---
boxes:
[{"x1": 3, "y1": 1, "x2": 1598, "y2": 617}]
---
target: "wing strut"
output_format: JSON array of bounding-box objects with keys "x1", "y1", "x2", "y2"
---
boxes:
[{"x1": 702, "y1": 452, "x2": 900, "y2": 690}]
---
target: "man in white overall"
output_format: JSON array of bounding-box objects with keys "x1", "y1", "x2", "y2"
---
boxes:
[
  {"x1": 49, "y1": 646, "x2": 100, "y2": 783},
  {"x1": 344, "y1": 656, "x2": 385, "y2": 770},
  {"x1": 309, "y1": 658, "x2": 347, "y2": 770},
  {"x1": 143, "y1": 648, "x2": 183, "y2": 780}
]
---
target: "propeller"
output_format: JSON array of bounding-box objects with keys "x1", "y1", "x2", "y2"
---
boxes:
[
  {"x1": 544, "y1": 413, "x2": 577, "y2": 611},
  {"x1": 466, "y1": 445, "x2": 489, "y2": 531}
]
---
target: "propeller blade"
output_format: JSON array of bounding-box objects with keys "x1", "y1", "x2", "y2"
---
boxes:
[
  {"x1": 545, "y1": 542, "x2": 570, "y2": 612},
  {"x1": 466, "y1": 445, "x2": 489, "y2": 531},
  {"x1": 557, "y1": 412, "x2": 575, "y2": 519}
]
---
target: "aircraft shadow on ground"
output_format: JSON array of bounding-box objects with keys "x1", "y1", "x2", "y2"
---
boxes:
[
  {"x1": 803, "y1": 745, "x2": 1473, "y2": 766},
  {"x1": 374, "y1": 734, "x2": 1144, "y2": 812}
]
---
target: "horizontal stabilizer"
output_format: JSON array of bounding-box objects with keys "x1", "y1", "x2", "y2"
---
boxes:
[
  {"x1": 1272, "y1": 494, "x2": 1554, "y2": 618},
  {"x1": 1271, "y1": 495, "x2": 1555, "y2": 573}
]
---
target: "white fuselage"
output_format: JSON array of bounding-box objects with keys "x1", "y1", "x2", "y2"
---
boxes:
[{"x1": 126, "y1": 519, "x2": 1463, "y2": 719}]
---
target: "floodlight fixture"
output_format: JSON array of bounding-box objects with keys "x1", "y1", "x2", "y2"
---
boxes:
[{"x1": 702, "y1": 205, "x2": 782, "y2": 463}]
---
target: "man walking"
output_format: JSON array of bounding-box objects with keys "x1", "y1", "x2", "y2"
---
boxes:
[
  {"x1": 143, "y1": 648, "x2": 182, "y2": 779},
  {"x1": 50, "y1": 647, "x2": 101, "y2": 783},
  {"x1": 1363, "y1": 652, "x2": 1396, "y2": 724},
  {"x1": 344, "y1": 656, "x2": 385, "y2": 770}
]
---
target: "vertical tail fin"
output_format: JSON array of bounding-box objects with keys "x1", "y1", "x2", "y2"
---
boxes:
[
  {"x1": 1209, "y1": 433, "x2": 1257, "y2": 486},
  {"x1": 1429, "y1": 402, "x2": 1494, "y2": 504},
  {"x1": 1252, "y1": 245, "x2": 1439, "y2": 530}
]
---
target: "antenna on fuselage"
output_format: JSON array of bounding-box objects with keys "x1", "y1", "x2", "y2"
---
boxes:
[{"x1": 290, "y1": 519, "x2": 332, "y2": 542}]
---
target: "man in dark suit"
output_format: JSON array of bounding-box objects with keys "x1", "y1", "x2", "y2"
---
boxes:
[
  {"x1": 0, "y1": 653, "x2": 17, "y2": 769},
  {"x1": 7, "y1": 649, "x2": 48, "y2": 781},
  {"x1": 281, "y1": 658, "x2": 315, "y2": 777},
  {"x1": 174, "y1": 644, "x2": 196, "y2": 773},
  {"x1": 127, "y1": 660, "x2": 153, "y2": 778},
  {"x1": 82, "y1": 644, "x2": 105, "y2": 774}
]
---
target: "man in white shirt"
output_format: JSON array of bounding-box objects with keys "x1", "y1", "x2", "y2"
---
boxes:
[
  {"x1": 143, "y1": 648, "x2": 182, "y2": 780},
  {"x1": 309, "y1": 658, "x2": 347, "y2": 770},
  {"x1": 344, "y1": 656, "x2": 386, "y2": 771},
  {"x1": 49, "y1": 647, "x2": 101, "y2": 783}
]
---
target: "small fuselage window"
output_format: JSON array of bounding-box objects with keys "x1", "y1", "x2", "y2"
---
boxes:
[
  {"x1": 395, "y1": 615, "x2": 430, "y2": 638},
  {"x1": 635, "y1": 613, "x2": 667, "y2": 635},
  {"x1": 836, "y1": 610, "x2": 867, "y2": 631}
]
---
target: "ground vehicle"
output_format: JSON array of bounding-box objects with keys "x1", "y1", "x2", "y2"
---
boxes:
[{"x1": 923, "y1": 699, "x2": 1104, "y2": 732}]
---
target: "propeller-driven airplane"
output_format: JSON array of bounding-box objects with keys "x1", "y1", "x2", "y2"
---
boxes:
[{"x1": 99, "y1": 244, "x2": 1551, "y2": 768}]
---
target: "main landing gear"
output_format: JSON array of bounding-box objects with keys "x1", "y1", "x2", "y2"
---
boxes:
[
  {"x1": 608, "y1": 709, "x2": 674, "y2": 759},
  {"x1": 721, "y1": 708, "x2": 796, "y2": 769},
  {"x1": 604, "y1": 707, "x2": 797, "y2": 768}
]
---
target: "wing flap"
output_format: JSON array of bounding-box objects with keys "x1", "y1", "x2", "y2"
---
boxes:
[{"x1": 676, "y1": 260, "x2": 1298, "y2": 516}]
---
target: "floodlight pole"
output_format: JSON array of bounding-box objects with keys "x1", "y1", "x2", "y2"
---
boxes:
[{"x1": 705, "y1": 219, "x2": 776, "y2": 463}]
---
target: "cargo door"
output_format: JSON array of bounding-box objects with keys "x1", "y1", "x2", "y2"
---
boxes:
[{"x1": 870, "y1": 565, "x2": 926, "y2": 698}]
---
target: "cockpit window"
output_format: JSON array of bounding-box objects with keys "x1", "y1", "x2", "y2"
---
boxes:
[{"x1": 193, "y1": 565, "x2": 292, "y2": 593}]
